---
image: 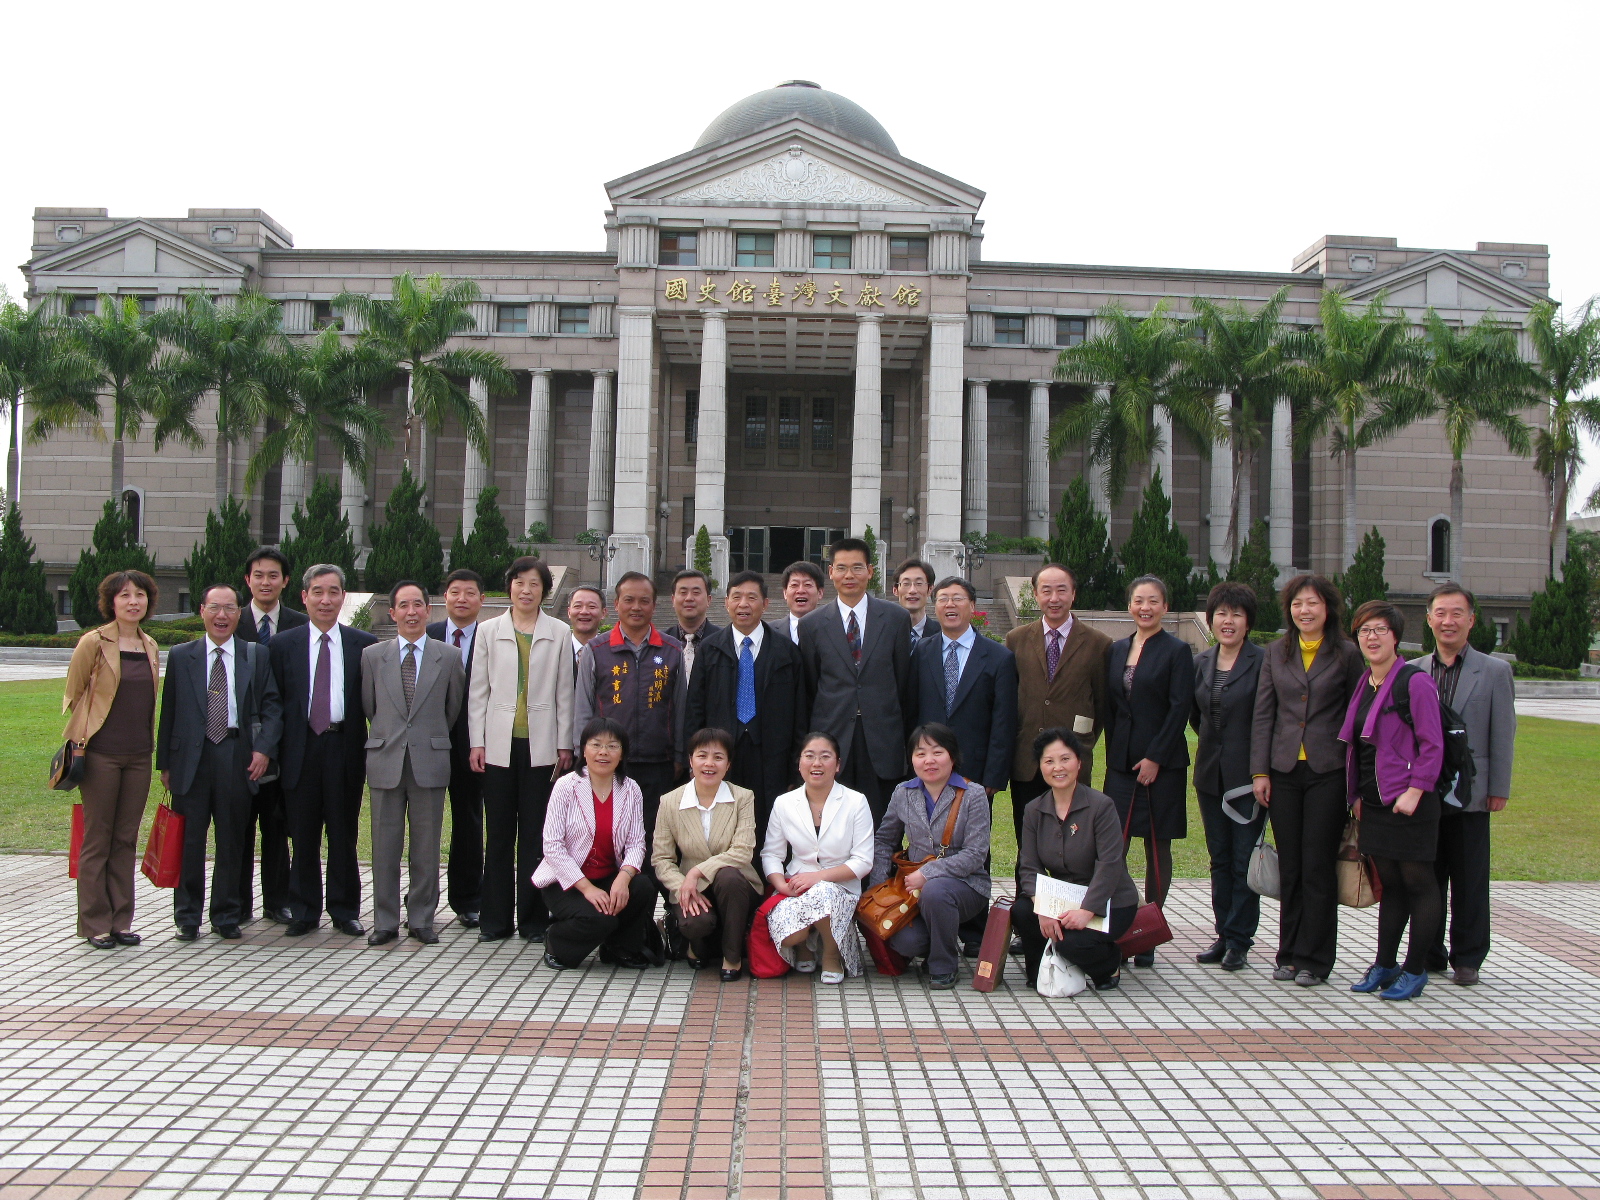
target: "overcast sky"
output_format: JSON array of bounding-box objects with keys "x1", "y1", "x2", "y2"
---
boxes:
[{"x1": 5, "y1": 0, "x2": 1597, "y2": 514}]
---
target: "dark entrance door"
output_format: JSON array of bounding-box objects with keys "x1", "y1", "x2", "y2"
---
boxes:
[{"x1": 768, "y1": 526, "x2": 805, "y2": 572}]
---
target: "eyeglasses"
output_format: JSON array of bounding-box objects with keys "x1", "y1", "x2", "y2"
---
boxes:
[
  {"x1": 1356, "y1": 625, "x2": 1392, "y2": 639},
  {"x1": 201, "y1": 605, "x2": 240, "y2": 616},
  {"x1": 832, "y1": 564, "x2": 871, "y2": 576}
]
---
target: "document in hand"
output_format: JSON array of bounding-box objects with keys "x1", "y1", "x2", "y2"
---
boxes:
[{"x1": 1033, "y1": 875, "x2": 1105, "y2": 930}]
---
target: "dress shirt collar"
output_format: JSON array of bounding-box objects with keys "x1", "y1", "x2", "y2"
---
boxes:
[
  {"x1": 732, "y1": 622, "x2": 765, "y2": 656},
  {"x1": 309, "y1": 621, "x2": 342, "y2": 647},
  {"x1": 1043, "y1": 613, "x2": 1074, "y2": 639},
  {"x1": 250, "y1": 601, "x2": 281, "y2": 628},
  {"x1": 447, "y1": 619, "x2": 476, "y2": 640},
  {"x1": 903, "y1": 772, "x2": 970, "y2": 808},
  {"x1": 680, "y1": 781, "x2": 735, "y2": 810},
  {"x1": 397, "y1": 632, "x2": 427, "y2": 654},
  {"x1": 839, "y1": 594, "x2": 869, "y2": 625},
  {"x1": 941, "y1": 626, "x2": 977, "y2": 653},
  {"x1": 788, "y1": 613, "x2": 801, "y2": 642},
  {"x1": 204, "y1": 634, "x2": 235, "y2": 662}
]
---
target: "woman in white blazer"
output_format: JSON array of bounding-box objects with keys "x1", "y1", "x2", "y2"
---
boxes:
[
  {"x1": 761, "y1": 731, "x2": 875, "y2": 982},
  {"x1": 467, "y1": 557, "x2": 575, "y2": 943}
]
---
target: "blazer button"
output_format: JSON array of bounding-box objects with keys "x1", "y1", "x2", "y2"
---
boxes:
[
  {"x1": 1044, "y1": 700, "x2": 1050, "y2": 706},
  {"x1": 1301, "y1": 694, "x2": 1307, "y2": 701}
]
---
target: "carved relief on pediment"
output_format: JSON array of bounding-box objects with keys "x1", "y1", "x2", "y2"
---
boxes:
[{"x1": 664, "y1": 145, "x2": 916, "y2": 205}]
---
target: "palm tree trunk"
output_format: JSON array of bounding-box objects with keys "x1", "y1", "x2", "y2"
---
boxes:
[
  {"x1": 401, "y1": 370, "x2": 416, "y2": 472},
  {"x1": 1552, "y1": 463, "x2": 1572, "y2": 580},
  {"x1": 215, "y1": 435, "x2": 231, "y2": 510},
  {"x1": 1342, "y1": 441, "x2": 1358, "y2": 571},
  {"x1": 110, "y1": 436, "x2": 125, "y2": 503},
  {"x1": 6, "y1": 396, "x2": 21, "y2": 508},
  {"x1": 1450, "y1": 455, "x2": 1465, "y2": 583},
  {"x1": 1229, "y1": 439, "x2": 1251, "y2": 565}
]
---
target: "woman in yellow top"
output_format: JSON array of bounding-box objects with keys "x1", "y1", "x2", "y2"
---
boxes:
[
  {"x1": 63, "y1": 570, "x2": 162, "y2": 948},
  {"x1": 1248, "y1": 573, "x2": 1365, "y2": 986}
]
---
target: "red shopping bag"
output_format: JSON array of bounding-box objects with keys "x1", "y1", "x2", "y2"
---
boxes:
[
  {"x1": 140, "y1": 800, "x2": 184, "y2": 888},
  {"x1": 746, "y1": 890, "x2": 790, "y2": 978},
  {"x1": 68, "y1": 803, "x2": 85, "y2": 879},
  {"x1": 857, "y1": 917, "x2": 909, "y2": 976}
]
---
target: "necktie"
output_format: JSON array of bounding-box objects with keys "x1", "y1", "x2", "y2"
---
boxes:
[
  {"x1": 682, "y1": 631, "x2": 696, "y2": 676},
  {"x1": 453, "y1": 628, "x2": 463, "y2": 649},
  {"x1": 259, "y1": 614, "x2": 272, "y2": 643},
  {"x1": 206, "y1": 647, "x2": 229, "y2": 744},
  {"x1": 310, "y1": 632, "x2": 332, "y2": 734},
  {"x1": 945, "y1": 641, "x2": 961, "y2": 710},
  {"x1": 736, "y1": 635, "x2": 757, "y2": 725},
  {"x1": 1046, "y1": 628, "x2": 1061, "y2": 682},
  {"x1": 401, "y1": 642, "x2": 417, "y2": 711},
  {"x1": 846, "y1": 610, "x2": 861, "y2": 665}
]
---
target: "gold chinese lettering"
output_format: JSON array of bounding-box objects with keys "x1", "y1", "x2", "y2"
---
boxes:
[
  {"x1": 765, "y1": 276, "x2": 785, "y2": 306},
  {"x1": 825, "y1": 281, "x2": 847, "y2": 306},
  {"x1": 856, "y1": 283, "x2": 885, "y2": 308},
  {"x1": 725, "y1": 278, "x2": 755, "y2": 303},
  {"x1": 792, "y1": 278, "x2": 817, "y2": 306},
  {"x1": 696, "y1": 279, "x2": 719, "y2": 303},
  {"x1": 891, "y1": 284, "x2": 922, "y2": 308},
  {"x1": 663, "y1": 277, "x2": 688, "y2": 302}
]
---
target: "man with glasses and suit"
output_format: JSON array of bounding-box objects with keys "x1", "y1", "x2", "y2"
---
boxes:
[{"x1": 426, "y1": 568, "x2": 487, "y2": 928}]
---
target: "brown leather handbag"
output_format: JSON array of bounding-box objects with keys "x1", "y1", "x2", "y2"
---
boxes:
[{"x1": 856, "y1": 787, "x2": 966, "y2": 940}]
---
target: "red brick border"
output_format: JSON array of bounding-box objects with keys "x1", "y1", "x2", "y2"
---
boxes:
[{"x1": 0, "y1": 1168, "x2": 152, "y2": 1200}]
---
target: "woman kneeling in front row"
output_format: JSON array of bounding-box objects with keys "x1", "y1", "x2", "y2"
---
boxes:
[
  {"x1": 534, "y1": 717, "x2": 658, "y2": 969},
  {"x1": 870, "y1": 724, "x2": 991, "y2": 990},
  {"x1": 1013, "y1": 728, "x2": 1141, "y2": 992}
]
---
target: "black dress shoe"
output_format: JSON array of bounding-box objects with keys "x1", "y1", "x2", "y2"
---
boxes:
[
  {"x1": 110, "y1": 931, "x2": 141, "y2": 946},
  {"x1": 214, "y1": 924, "x2": 242, "y2": 940},
  {"x1": 1195, "y1": 939, "x2": 1226, "y2": 964},
  {"x1": 543, "y1": 951, "x2": 569, "y2": 970},
  {"x1": 1094, "y1": 970, "x2": 1122, "y2": 991},
  {"x1": 332, "y1": 919, "x2": 365, "y2": 937},
  {"x1": 1220, "y1": 947, "x2": 1248, "y2": 971},
  {"x1": 457, "y1": 912, "x2": 480, "y2": 929},
  {"x1": 175, "y1": 925, "x2": 199, "y2": 942},
  {"x1": 284, "y1": 920, "x2": 316, "y2": 936},
  {"x1": 268, "y1": 907, "x2": 294, "y2": 925},
  {"x1": 1009, "y1": 936, "x2": 1025, "y2": 956},
  {"x1": 86, "y1": 935, "x2": 116, "y2": 950},
  {"x1": 1452, "y1": 966, "x2": 1480, "y2": 986},
  {"x1": 408, "y1": 927, "x2": 439, "y2": 945},
  {"x1": 610, "y1": 952, "x2": 653, "y2": 969},
  {"x1": 368, "y1": 930, "x2": 399, "y2": 947},
  {"x1": 521, "y1": 927, "x2": 547, "y2": 944},
  {"x1": 1132, "y1": 952, "x2": 1155, "y2": 968},
  {"x1": 720, "y1": 966, "x2": 743, "y2": 982},
  {"x1": 685, "y1": 954, "x2": 709, "y2": 971},
  {"x1": 478, "y1": 930, "x2": 512, "y2": 943},
  {"x1": 960, "y1": 938, "x2": 982, "y2": 958}
]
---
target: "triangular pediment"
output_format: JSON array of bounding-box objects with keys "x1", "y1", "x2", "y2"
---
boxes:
[
  {"x1": 1343, "y1": 250, "x2": 1538, "y2": 315},
  {"x1": 29, "y1": 219, "x2": 249, "y2": 280}
]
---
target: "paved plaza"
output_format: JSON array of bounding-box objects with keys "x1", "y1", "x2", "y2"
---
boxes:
[{"x1": 1, "y1": 856, "x2": 1599, "y2": 1200}]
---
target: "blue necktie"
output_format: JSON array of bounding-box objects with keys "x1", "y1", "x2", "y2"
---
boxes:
[
  {"x1": 259, "y1": 615, "x2": 272, "y2": 643},
  {"x1": 736, "y1": 635, "x2": 757, "y2": 725},
  {"x1": 944, "y1": 641, "x2": 961, "y2": 710}
]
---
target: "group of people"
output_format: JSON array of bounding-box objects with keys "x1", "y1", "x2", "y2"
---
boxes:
[{"x1": 63, "y1": 536, "x2": 1514, "y2": 1000}]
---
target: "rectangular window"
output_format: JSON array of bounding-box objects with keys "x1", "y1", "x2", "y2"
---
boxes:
[
  {"x1": 497, "y1": 304, "x2": 528, "y2": 333},
  {"x1": 685, "y1": 390, "x2": 699, "y2": 444},
  {"x1": 312, "y1": 300, "x2": 341, "y2": 330},
  {"x1": 558, "y1": 305, "x2": 590, "y2": 333},
  {"x1": 777, "y1": 397, "x2": 801, "y2": 449},
  {"x1": 812, "y1": 235, "x2": 852, "y2": 270},
  {"x1": 683, "y1": 496, "x2": 695, "y2": 538},
  {"x1": 660, "y1": 231, "x2": 698, "y2": 266},
  {"x1": 889, "y1": 236, "x2": 928, "y2": 271},
  {"x1": 67, "y1": 294, "x2": 98, "y2": 318},
  {"x1": 880, "y1": 395, "x2": 895, "y2": 448},
  {"x1": 1056, "y1": 316, "x2": 1087, "y2": 347},
  {"x1": 993, "y1": 315, "x2": 1027, "y2": 344},
  {"x1": 57, "y1": 588, "x2": 72, "y2": 616},
  {"x1": 812, "y1": 397, "x2": 835, "y2": 451},
  {"x1": 130, "y1": 295, "x2": 158, "y2": 316},
  {"x1": 743, "y1": 396, "x2": 768, "y2": 449},
  {"x1": 735, "y1": 232, "x2": 775, "y2": 267}
]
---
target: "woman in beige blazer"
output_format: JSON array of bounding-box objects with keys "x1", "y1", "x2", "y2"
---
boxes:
[
  {"x1": 63, "y1": 570, "x2": 162, "y2": 948},
  {"x1": 654, "y1": 727, "x2": 761, "y2": 980},
  {"x1": 466, "y1": 557, "x2": 575, "y2": 942}
]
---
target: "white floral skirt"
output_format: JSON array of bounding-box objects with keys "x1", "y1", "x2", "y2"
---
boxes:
[{"x1": 767, "y1": 881, "x2": 863, "y2": 977}]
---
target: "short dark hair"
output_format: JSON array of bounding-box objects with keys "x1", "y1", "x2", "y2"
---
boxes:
[
  {"x1": 1032, "y1": 727, "x2": 1086, "y2": 766},
  {"x1": 828, "y1": 537, "x2": 872, "y2": 564},
  {"x1": 198, "y1": 582, "x2": 243, "y2": 609},
  {"x1": 389, "y1": 580, "x2": 429, "y2": 606},
  {"x1": 243, "y1": 547, "x2": 290, "y2": 577},
  {"x1": 1277, "y1": 573, "x2": 1347, "y2": 658},
  {"x1": 672, "y1": 569, "x2": 710, "y2": 593},
  {"x1": 1032, "y1": 562, "x2": 1077, "y2": 591},
  {"x1": 98, "y1": 569, "x2": 158, "y2": 621},
  {"x1": 613, "y1": 570, "x2": 655, "y2": 599},
  {"x1": 800, "y1": 730, "x2": 839, "y2": 756},
  {"x1": 932, "y1": 576, "x2": 976, "y2": 604},
  {"x1": 568, "y1": 583, "x2": 605, "y2": 606},
  {"x1": 1205, "y1": 581, "x2": 1258, "y2": 630},
  {"x1": 892, "y1": 557, "x2": 935, "y2": 589},
  {"x1": 907, "y1": 722, "x2": 962, "y2": 771},
  {"x1": 1351, "y1": 599, "x2": 1406, "y2": 643},
  {"x1": 781, "y1": 560, "x2": 825, "y2": 590},
  {"x1": 687, "y1": 726, "x2": 736, "y2": 757},
  {"x1": 578, "y1": 716, "x2": 630, "y2": 783},
  {"x1": 1127, "y1": 574, "x2": 1169, "y2": 605},
  {"x1": 1428, "y1": 583, "x2": 1477, "y2": 611},
  {"x1": 443, "y1": 568, "x2": 485, "y2": 592},
  {"x1": 505, "y1": 556, "x2": 552, "y2": 594},
  {"x1": 726, "y1": 570, "x2": 767, "y2": 597}
]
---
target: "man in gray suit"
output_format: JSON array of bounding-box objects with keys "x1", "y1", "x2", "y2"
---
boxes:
[
  {"x1": 1415, "y1": 583, "x2": 1516, "y2": 986},
  {"x1": 797, "y1": 537, "x2": 915, "y2": 823},
  {"x1": 156, "y1": 583, "x2": 282, "y2": 942},
  {"x1": 360, "y1": 580, "x2": 467, "y2": 945}
]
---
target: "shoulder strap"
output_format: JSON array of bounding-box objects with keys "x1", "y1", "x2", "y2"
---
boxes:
[
  {"x1": 938, "y1": 787, "x2": 966, "y2": 850},
  {"x1": 1390, "y1": 662, "x2": 1419, "y2": 728}
]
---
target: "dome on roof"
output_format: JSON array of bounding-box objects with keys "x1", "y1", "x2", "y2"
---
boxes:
[{"x1": 695, "y1": 81, "x2": 898, "y2": 156}]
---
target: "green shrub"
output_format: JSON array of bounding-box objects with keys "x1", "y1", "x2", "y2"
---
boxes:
[
  {"x1": 183, "y1": 496, "x2": 256, "y2": 610},
  {"x1": 365, "y1": 466, "x2": 443, "y2": 595},
  {"x1": 1512, "y1": 661, "x2": 1582, "y2": 680},
  {"x1": 279, "y1": 477, "x2": 356, "y2": 606},
  {"x1": 1510, "y1": 548, "x2": 1593, "y2": 670},
  {"x1": 67, "y1": 500, "x2": 157, "y2": 627},
  {"x1": 693, "y1": 524, "x2": 718, "y2": 592},
  {"x1": 524, "y1": 520, "x2": 553, "y2": 544},
  {"x1": 1225, "y1": 519, "x2": 1282, "y2": 634},
  {"x1": 450, "y1": 485, "x2": 516, "y2": 586},
  {"x1": 1049, "y1": 477, "x2": 1123, "y2": 609},
  {"x1": 1117, "y1": 471, "x2": 1200, "y2": 611},
  {"x1": 1335, "y1": 527, "x2": 1389, "y2": 612},
  {"x1": 0, "y1": 505, "x2": 56, "y2": 635}
]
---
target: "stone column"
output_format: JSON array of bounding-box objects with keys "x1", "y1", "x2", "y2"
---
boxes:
[
  {"x1": 921, "y1": 314, "x2": 966, "y2": 579},
  {"x1": 461, "y1": 376, "x2": 491, "y2": 537},
  {"x1": 586, "y1": 369, "x2": 615, "y2": 536},
  {"x1": 1209, "y1": 429, "x2": 1234, "y2": 568},
  {"x1": 1087, "y1": 386, "x2": 1112, "y2": 516},
  {"x1": 341, "y1": 459, "x2": 367, "y2": 552},
  {"x1": 1026, "y1": 380, "x2": 1051, "y2": 540},
  {"x1": 606, "y1": 304, "x2": 655, "y2": 583},
  {"x1": 1152, "y1": 408, "x2": 1173, "y2": 505},
  {"x1": 278, "y1": 456, "x2": 306, "y2": 542},
  {"x1": 963, "y1": 378, "x2": 989, "y2": 537},
  {"x1": 693, "y1": 310, "x2": 730, "y2": 583},
  {"x1": 523, "y1": 368, "x2": 552, "y2": 538},
  {"x1": 850, "y1": 313, "x2": 883, "y2": 539},
  {"x1": 1270, "y1": 397, "x2": 1294, "y2": 583}
]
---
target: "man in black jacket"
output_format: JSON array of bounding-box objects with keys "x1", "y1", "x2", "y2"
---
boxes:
[
  {"x1": 426, "y1": 568, "x2": 486, "y2": 928},
  {"x1": 687, "y1": 570, "x2": 805, "y2": 843},
  {"x1": 912, "y1": 577, "x2": 1018, "y2": 796}
]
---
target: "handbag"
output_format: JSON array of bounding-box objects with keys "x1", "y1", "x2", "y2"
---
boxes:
[
  {"x1": 1247, "y1": 828, "x2": 1280, "y2": 899},
  {"x1": 67, "y1": 803, "x2": 85, "y2": 879},
  {"x1": 50, "y1": 647, "x2": 105, "y2": 791},
  {"x1": 859, "y1": 919, "x2": 910, "y2": 976},
  {"x1": 1114, "y1": 785, "x2": 1175, "y2": 960},
  {"x1": 1035, "y1": 943, "x2": 1088, "y2": 998},
  {"x1": 140, "y1": 798, "x2": 185, "y2": 889},
  {"x1": 746, "y1": 889, "x2": 791, "y2": 978},
  {"x1": 1336, "y1": 805, "x2": 1382, "y2": 909},
  {"x1": 856, "y1": 786, "x2": 967, "y2": 940}
]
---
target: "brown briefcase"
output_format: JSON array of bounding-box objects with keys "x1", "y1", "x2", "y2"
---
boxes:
[{"x1": 970, "y1": 898, "x2": 1014, "y2": 992}]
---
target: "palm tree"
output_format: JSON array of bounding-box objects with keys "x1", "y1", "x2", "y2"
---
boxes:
[
  {"x1": 0, "y1": 293, "x2": 97, "y2": 506},
  {"x1": 1415, "y1": 310, "x2": 1535, "y2": 584},
  {"x1": 1179, "y1": 284, "x2": 1298, "y2": 563},
  {"x1": 1292, "y1": 291, "x2": 1427, "y2": 569},
  {"x1": 333, "y1": 272, "x2": 510, "y2": 473},
  {"x1": 1525, "y1": 298, "x2": 1600, "y2": 576},
  {"x1": 152, "y1": 290, "x2": 287, "y2": 508},
  {"x1": 1051, "y1": 300, "x2": 1222, "y2": 511}
]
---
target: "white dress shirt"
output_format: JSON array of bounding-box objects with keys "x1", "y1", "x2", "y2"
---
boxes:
[
  {"x1": 838, "y1": 594, "x2": 869, "y2": 644},
  {"x1": 203, "y1": 635, "x2": 239, "y2": 729},
  {"x1": 397, "y1": 633, "x2": 426, "y2": 687},
  {"x1": 307, "y1": 622, "x2": 346, "y2": 723},
  {"x1": 787, "y1": 613, "x2": 801, "y2": 644},
  {"x1": 250, "y1": 601, "x2": 283, "y2": 641},
  {"x1": 680, "y1": 780, "x2": 736, "y2": 841},
  {"x1": 731, "y1": 621, "x2": 766, "y2": 661},
  {"x1": 940, "y1": 625, "x2": 978, "y2": 681},
  {"x1": 1043, "y1": 613, "x2": 1075, "y2": 642},
  {"x1": 444, "y1": 619, "x2": 477, "y2": 668}
]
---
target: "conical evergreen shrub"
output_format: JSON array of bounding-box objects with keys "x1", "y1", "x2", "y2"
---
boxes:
[
  {"x1": 365, "y1": 466, "x2": 443, "y2": 595},
  {"x1": 183, "y1": 496, "x2": 255, "y2": 608},
  {"x1": 1117, "y1": 471, "x2": 1199, "y2": 610},
  {"x1": 0, "y1": 505, "x2": 58, "y2": 634},
  {"x1": 68, "y1": 500, "x2": 157, "y2": 626},
  {"x1": 1335, "y1": 527, "x2": 1389, "y2": 613},
  {"x1": 279, "y1": 476, "x2": 357, "y2": 606},
  {"x1": 1226, "y1": 519, "x2": 1282, "y2": 633},
  {"x1": 449, "y1": 485, "x2": 516, "y2": 586},
  {"x1": 1510, "y1": 548, "x2": 1594, "y2": 669},
  {"x1": 1049, "y1": 476, "x2": 1123, "y2": 609}
]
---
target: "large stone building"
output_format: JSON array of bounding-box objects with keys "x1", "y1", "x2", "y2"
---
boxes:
[{"x1": 19, "y1": 81, "x2": 1552, "y2": 627}]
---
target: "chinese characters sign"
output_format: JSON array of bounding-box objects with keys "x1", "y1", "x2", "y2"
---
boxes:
[{"x1": 663, "y1": 276, "x2": 921, "y2": 309}]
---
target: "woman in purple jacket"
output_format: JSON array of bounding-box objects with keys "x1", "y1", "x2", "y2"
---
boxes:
[{"x1": 1339, "y1": 600, "x2": 1446, "y2": 1002}]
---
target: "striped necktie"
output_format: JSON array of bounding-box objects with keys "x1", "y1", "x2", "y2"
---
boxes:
[
  {"x1": 401, "y1": 643, "x2": 417, "y2": 711},
  {"x1": 206, "y1": 647, "x2": 229, "y2": 744}
]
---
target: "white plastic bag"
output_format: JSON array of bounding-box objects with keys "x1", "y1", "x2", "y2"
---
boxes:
[
  {"x1": 1247, "y1": 829, "x2": 1280, "y2": 899},
  {"x1": 1034, "y1": 942, "x2": 1087, "y2": 998}
]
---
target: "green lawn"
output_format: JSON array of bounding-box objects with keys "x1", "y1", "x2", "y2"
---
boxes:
[{"x1": 4, "y1": 676, "x2": 1597, "y2": 880}]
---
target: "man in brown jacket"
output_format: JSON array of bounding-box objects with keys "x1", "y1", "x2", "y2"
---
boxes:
[{"x1": 1004, "y1": 563, "x2": 1112, "y2": 876}]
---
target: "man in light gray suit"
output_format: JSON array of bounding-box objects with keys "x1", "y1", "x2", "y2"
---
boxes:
[
  {"x1": 361, "y1": 580, "x2": 467, "y2": 946},
  {"x1": 1415, "y1": 583, "x2": 1516, "y2": 986}
]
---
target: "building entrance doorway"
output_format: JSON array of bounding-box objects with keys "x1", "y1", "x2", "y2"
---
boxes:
[{"x1": 728, "y1": 526, "x2": 844, "y2": 574}]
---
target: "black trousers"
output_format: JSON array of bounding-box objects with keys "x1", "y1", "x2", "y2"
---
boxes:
[
  {"x1": 839, "y1": 716, "x2": 898, "y2": 825},
  {"x1": 173, "y1": 737, "x2": 250, "y2": 928},
  {"x1": 671, "y1": 865, "x2": 759, "y2": 966},
  {"x1": 284, "y1": 729, "x2": 363, "y2": 925},
  {"x1": 1198, "y1": 789, "x2": 1266, "y2": 951},
  {"x1": 542, "y1": 870, "x2": 656, "y2": 967},
  {"x1": 445, "y1": 745, "x2": 484, "y2": 918},
  {"x1": 1267, "y1": 762, "x2": 1346, "y2": 978},
  {"x1": 479, "y1": 740, "x2": 553, "y2": 939},
  {"x1": 727, "y1": 729, "x2": 775, "y2": 849},
  {"x1": 1012, "y1": 895, "x2": 1135, "y2": 986},
  {"x1": 238, "y1": 778, "x2": 291, "y2": 919},
  {"x1": 630, "y1": 760, "x2": 681, "y2": 872},
  {"x1": 1431, "y1": 808, "x2": 1492, "y2": 970}
]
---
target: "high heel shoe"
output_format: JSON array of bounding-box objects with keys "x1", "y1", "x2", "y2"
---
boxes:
[
  {"x1": 1379, "y1": 970, "x2": 1428, "y2": 1001},
  {"x1": 1350, "y1": 964, "x2": 1403, "y2": 994}
]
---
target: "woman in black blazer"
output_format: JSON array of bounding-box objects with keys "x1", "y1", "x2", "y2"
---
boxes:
[
  {"x1": 1103, "y1": 574, "x2": 1194, "y2": 966},
  {"x1": 1190, "y1": 583, "x2": 1266, "y2": 972}
]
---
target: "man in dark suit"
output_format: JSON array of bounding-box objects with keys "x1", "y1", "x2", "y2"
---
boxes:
[
  {"x1": 156, "y1": 583, "x2": 282, "y2": 941},
  {"x1": 268, "y1": 563, "x2": 377, "y2": 937},
  {"x1": 663, "y1": 569, "x2": 717, "y2": 684},
  {"x1": 892, "y1": 557, "x2": 940, "y2": 649},
  {"x1": 426, "y1": 567, "x2": 486, "y2": 929},
  {"x1": 235, "y1": 546, "x2": 307, "y2": 925},
  {"x1": 913, "y1": 577, "x2": 1018, "y2": 796},
  {"x1": 797, "y1": 537, "x2": 914, "y2": 823},
  {"x1": 687, "y1": 570, "x2": 805, "y2": 842}
]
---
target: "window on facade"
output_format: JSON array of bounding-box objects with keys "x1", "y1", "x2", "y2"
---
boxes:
[
  {"x1": 128, "y1": 295, "x2": 158, "y2": 317},
  {"x1": 660, "y1": 231, "x2": 698, "y2": 266},
  {"x1": 1430, "y1": 518, "x2": 1451, "y2": 574},
  {"x1": 812, "y1": 235, "x2": 852, "y2": 270},
  {"x1": 994, "y1": 315, "x2": 1027, "y2": 344},
  {"x1": 881, "y1": 397, "x2": 894, "y2": 448},
  {"x1": 312, "y1": 300, "x2": 341, "y2": 330},
  {"x1": 496, "y1": 304, "x2": 528, "y2": 333},
  {"x1": 558, "y1": 305, "x2": 590, "y2": 333},
  {"x1": 685, "y1": 390, "x2": 699, "y2": 444},
  {"x1": 812, "y1": 397, "x2": 835, "y2": 451},
  {"x1": 743, "y1": 396, "x2": 768, "y2": 448},
  {"x1": 57, "y1": 588, "x2": 72, "y2": 616},
  {"x1": 777, "y1": 398, "x2": 801, "y2": 449},
  {"x1": 889, "y1": 237, "x2": 928, "y2": 271},
  {"x1": 735, "y1": 232, "x2": 775, "y2": 267},
  {"x1": 67, "y1": 295, "x2": 98, "y2": 318},
  {"x1": 1056, "y1": 316, "x2": 1087, "y2": 347},
  {"x1": 122, "y1": 489, "x2": 143, "y2": 544}
]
